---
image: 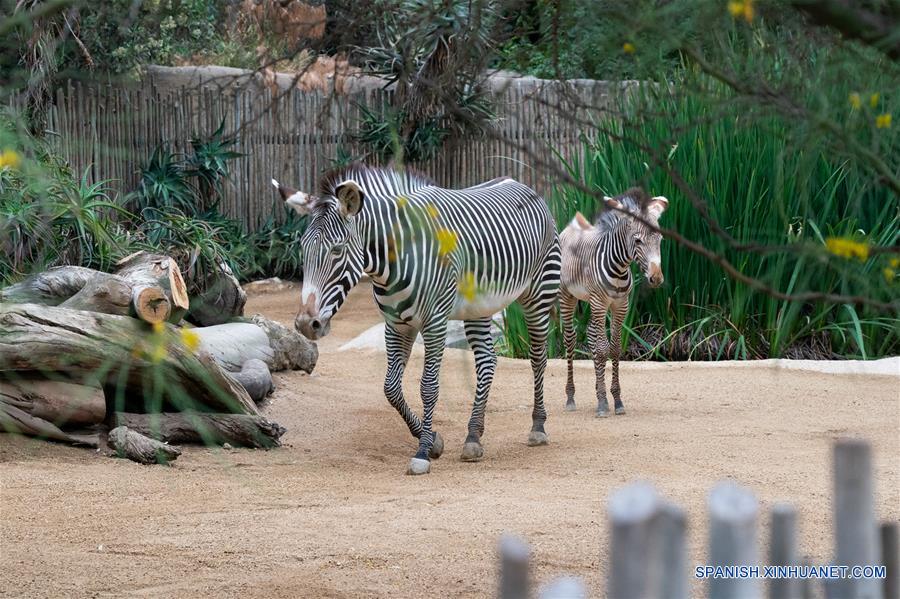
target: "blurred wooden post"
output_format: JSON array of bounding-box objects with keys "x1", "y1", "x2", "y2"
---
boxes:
[
  {"x1": 769, "y1": 503, "x2": 799, "y2": 599},
  {"x1": 539, "y1": 576, "x2": 587, "y2": 599},
  {"x1": 607, "y1": 481, "x2": 661, "y2": 599},
  {"x1": 708, "y1": 480, "x2": 760, "y2": 599},
  {"x1": 833, "y1": 439, "x2": 881, "y2": 599},
  {"x1": 656, "y1": 501, "x2": 688, "y2": 599},
  {"x1": 499, "y1": 534, "x2": 530, "y2": 599},
  {"x1": 883, "y1": 522, "x2": 899, "y2": 599}
]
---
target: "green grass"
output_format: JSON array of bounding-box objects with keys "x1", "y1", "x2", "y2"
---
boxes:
[{"x1": 499, "y1": 88, "x2": 899, "y2": 361}]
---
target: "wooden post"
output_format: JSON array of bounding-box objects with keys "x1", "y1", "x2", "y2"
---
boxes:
[
  {"x1": 656, "y1": 501, "x2": 688, "y2": 599},
  {"x1": 768, "y1": 503, "x2": 799, "y2": 599},
  {"x1": 607, "y1": 481, "x2": 661, "y2": 599},
  {"x1": 833, "y1": 439, "x2": 881, "y2": 599},
  {"x1": 539, "y1": 577, "x2": 586, "y2": 599},
  {"x1": 883, "y1": 522, "x2": 899, "y2": 599},
  {"x1": 499, "y1": 534, "x2": 530, "y2": 599},
  {"x1": 708, "y1": 480, "x2": 760, "y2": 599}
]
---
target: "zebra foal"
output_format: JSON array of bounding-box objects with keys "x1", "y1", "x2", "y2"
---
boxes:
[
  {"x1": 559, "y1": 188, "x2": 669, "y2": 416},
  {"x1": 272, "y1": 164, "x2": 561, "y2": 475}
]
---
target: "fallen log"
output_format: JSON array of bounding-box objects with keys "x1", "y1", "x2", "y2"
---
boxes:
[
  {"x1": 193, "y1": 316, "x2": 317, "y2": 373},
  {"x1": 108, "y1": 426, "x2": 181, "y2": 464},
  {"x1": 249, "y1": 314, "x2": 318, "y2": 372},
  {"x1": 113, "y1": 251, "x2": 190, "y2": 323},
  {"x1": 113, "y1": 412, "x2": 286, "y2": 448},
  {"x1": 59, "y1": 272, "x2": 171, "y2": 324},
  {"x1": 0, "y1": 266, "x2": 98, "y2": 304},
  {"x1": 0, "y1": 303, "x2": 258, "y2": 415},
  {"x1": 0, "y1": 377, "x2": 106, "y2": 426},
  {"x1": 231, "y1": 359, "x2": 274, "y2": 403},
  {"x1": 187, "y1": 261, "x2": 246, "y2": 326},
  {"x1": 193, "y1": 322, "x2": 275, "y2": 371},
  {"x1": 1, "y1": 253, "x2": 190, "y2": 324},
  {"x1": 0, "y1": 401, "x2": 98, "y2": 447}
]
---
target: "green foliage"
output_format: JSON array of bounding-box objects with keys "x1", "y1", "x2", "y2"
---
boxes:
[
  {"x1": 500, "y1": 86, "x2": 899, "y2": 361},
  {"x1": 74, "y1": 0, "x2": 221, "y2": 74},
  {"x1": 356, "y1": 104, "x2": 448, "y2": 164},
  {"x1": 0, "y1": 118, "x2": 136, "y2": 283}
]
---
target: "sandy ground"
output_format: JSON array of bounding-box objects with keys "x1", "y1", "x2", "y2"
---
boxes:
[{"x1": 1, "y1": 281, "x2": 898, "y2": 598}]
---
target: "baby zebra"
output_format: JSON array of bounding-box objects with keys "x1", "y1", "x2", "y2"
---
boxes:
[{"x1": 559, "y1": 188, "x2": 669, "y2": 416}]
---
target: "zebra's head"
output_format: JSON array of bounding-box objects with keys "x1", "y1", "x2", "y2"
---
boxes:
[
  {"x1": 603, "y1": 192, "x2": 669, "y2": 287},
  {"x1": 272, "y1": 178, "x2": 365, "y2": 339}
]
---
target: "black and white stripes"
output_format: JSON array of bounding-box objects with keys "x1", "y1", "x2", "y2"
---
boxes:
[
  {"x1": 559, "y1": 188, "x2": 668, "y2": 417},
  {"x1": 274, "y1": 164, "x2": 561, "y2": 474}
]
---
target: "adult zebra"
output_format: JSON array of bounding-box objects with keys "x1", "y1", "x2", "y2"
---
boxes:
[
  {"x1": 272, "y1": 164, "x2": 561, "y2": 475},
  {"x1": 559, "y1": 188, "x2": 669, "y2": 416}
]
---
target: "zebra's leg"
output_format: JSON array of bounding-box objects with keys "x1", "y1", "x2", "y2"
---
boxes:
[
  {"x1": 609, "y1": 299, "x2": 629, "y2": 415},
  {"x1": 384, "y1": 322, "x2": 444, "y2": 459},
  {"x1": 518, "y1": 296, "x2": 555, "y2": 447},
  {"x1": 560, "y1": 290, "x2": 578, "y2": 411},
  {"x1": 589, "y1": 296, "x2": 611, "y2": 417},
  {"x1": 407, "y1": 317, "x2": 449, "y2": 475},
  {"x1": 460, "y1": 317, "x2": 497, "y2": 462}
]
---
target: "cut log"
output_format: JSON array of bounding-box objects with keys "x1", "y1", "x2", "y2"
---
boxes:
[
  {"x1": 249, "y1": 314, "x2": 318, "y2": 372},
  {"x1": 114, "y1": 251, "x2": 190, "y2": 323},
  {"x1": 0, "y1": 303, "x2": 258, "y2": 415},
  {"x1": 1, "y1": 254, "x2": 190, "y2": 324},
  {"x1": 193, "y1": 317, "x2": 317, "y2": 373},
  {"x1": 108, "y1": 426, "x2": 181, "y2": 464},
  {"x1": 59, "y1": 273, "x2": 171, "y2": 324},
  {"x1": 0, "y1": 401, "x2": 98, "y2": 447},
  {"x1": 187, "y1": 261, "x2": 246, "y2": 326},
  {"x1": 113, "y1": 412, "x2": 286, "y2": 448},
  {"x1": 0, "y1": 377, "x2": 105, "y2": 426},
  {"x1": 231, "y1": 359, "x2": 274, "y2": 403},
  {"x1": 0, "y1": 266, "x2": 98, "y2": 304}
]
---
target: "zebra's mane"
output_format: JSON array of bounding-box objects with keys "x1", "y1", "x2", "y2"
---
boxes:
[
  {"x1": 593, "y1": 187, "x2": 652, "y2": 232},
  {"x1": 318, "y1": 163, "x2": 436, "y2": 199}
]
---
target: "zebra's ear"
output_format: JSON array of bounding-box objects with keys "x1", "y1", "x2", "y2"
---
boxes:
[
  {"x1": 273, "y1": 179, "x2": 313, "y2": 215},
  {"x1": 647, "y1": 196, "x2": 669, "y2": 218},
  {"x1": 335, "y1": 180, "x2": 364, "y2": 218},
  {"x1": 604, "y1": 196, "x2": 623, "y2": 211}
]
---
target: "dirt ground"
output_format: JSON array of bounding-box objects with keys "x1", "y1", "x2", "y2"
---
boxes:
[{"x1": 1, "y1": 281, "x2": 898, "y2": 598}]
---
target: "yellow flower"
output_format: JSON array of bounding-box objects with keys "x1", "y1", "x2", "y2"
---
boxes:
[
  {"x1": 180, "y1": 328, "x2": 200, "y2": 351},
  {"x1": 883, "y1": 268, "x2": 896, "y2": 283},
  {"x1": 825, "y1": 237, "x2": 870, "y2": 261},
  {"x1": 869, "y1": 93, "x2": 879, "y2": 108},
  {"x1": 425, "y1": 204, "x2": 439, "y2": 219},
  {"x1": 149, "y1": 344, "x2": 167, "y2": 363},
  {"x1": 396, "y1": 196, "x2": 408, "y2": 209},
  {"x1": 0, "y1": 149, "x2": 21, "y2": 169},
  {"x1": 152, "y1": 321, "x2": 165, "y2": 333},
  {"x1": 849, "y1": 93, "x2": 861, "y2": 110},
  {"x1": 890, "y1": 257, "x2": 900, "y2": 268},
  {"x1": 622, "y1": 42, "x2": 636, "y2": 54},
  {"x1": 458, "y1": 271, "x2": 477, "y2": 301},
  {"x1": 876, "y1": 113, "x2": 892, "y2": 129},
  {"x1": 728, "y1": 0, "x2": 753, "y2": 22},
  {"x1": 436, "y1": 228, "x2": 458, "y2": 256}
]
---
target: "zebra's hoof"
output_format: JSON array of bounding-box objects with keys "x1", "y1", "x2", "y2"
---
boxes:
[
  {"x1": 615, "y1": 406, "x2": 626, "y2": 415},
  {"x1": 429, "y1": 431, "x2": 444, "y2": 459},
  {"x1": 406, "y1": 457, "x2": 431, "y2": 475},
  {"x1": 526, "y1": 431, "x2": 549, "y2": 446},
  {"x1": 595, "y1": 409, "x2": 610, "y2": 418},
  {"x1": 565, "y1": 400, "x2": 577, "y2": 412},
  {"x1": 460, "y1": 441, "x2": 484, "y2": 462}
]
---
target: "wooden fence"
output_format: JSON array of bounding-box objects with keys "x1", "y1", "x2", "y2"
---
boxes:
[
  {"x1": 499, "y1": 439, "x2": 899, "y2": 599},
  {"x1": 31, "y1": 80, "x2": 622, "y2": 231}
]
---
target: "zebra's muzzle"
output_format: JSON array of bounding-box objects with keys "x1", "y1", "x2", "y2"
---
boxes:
[
  {"x1": 295, "y1": 313, "x2": 331, "y2": 340},
  {"x1": 647, "y1": 262, "x2": 664, "y2": 287}
]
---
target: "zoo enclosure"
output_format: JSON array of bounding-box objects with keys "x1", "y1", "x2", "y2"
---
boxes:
[{"x1": 29, "y1": 80, "x2": 627, "y2": 230}]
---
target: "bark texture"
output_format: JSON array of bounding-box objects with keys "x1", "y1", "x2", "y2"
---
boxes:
[
  {"x1": 108, "y1": 426, "x2": 182, "y2": 464},
  {"x1": 113, "y1": 412, "x2": 285, "y2": 448}
]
